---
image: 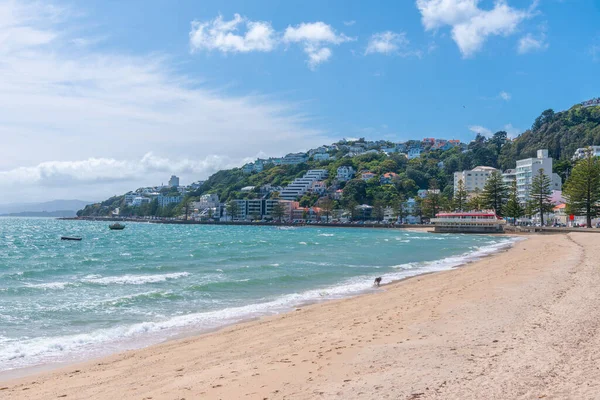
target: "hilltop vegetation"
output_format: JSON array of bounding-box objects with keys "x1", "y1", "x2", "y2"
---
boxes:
[{"x1": 78, "y1": 102, "x2": 600, "y2": 217}]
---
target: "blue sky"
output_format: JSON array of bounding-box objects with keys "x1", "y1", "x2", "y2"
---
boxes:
[{"x1": 0, "y1": 0, "x2": 599, "y2": 202}]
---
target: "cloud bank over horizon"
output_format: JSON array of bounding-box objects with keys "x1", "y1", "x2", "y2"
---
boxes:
[{"x1": 0, "y1": 1, "x2": 332, "y2": 203}]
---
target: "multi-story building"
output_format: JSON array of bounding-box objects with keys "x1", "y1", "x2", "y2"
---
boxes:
[
  {"x1": 157, "y1": 195, "x2": 183, "y2": 207},
  {"x1": 515, "y1": 150, "x2": 562, "y2": 203},
  {"x1": 313, "y1": 153, "x2": 331, "y2": 161},
  {"x1": 124, "y1": 193, "x2": 137, "y2": 205},
  {"x1": 407, "y1": 147, "x2": 422, "y2": 160},
  {"x1": 572, "y1": 146, "x2": 600, "y2": 160},
  {"x1": 131, "y1": 197, "x2": 151, "y2": 207},
  {"x1": 336, "y1": 166, "x2": 355, "y2": 182},
  {"x1": 230, "y1": 199, "x2": 296, "y2": 221},
  {"x1": 453, "y1": 166, "x2": 498, "y2": 193},
  {"x1": 282, "y1": 152, "x2": 308, "y2": 165},
  {"x1": 168, "y1": 175, "x2": 180, "y2": 188},
  {"x1": 279, "y1": 169, "x2": 329, "y2": 200},
  {"x1": 502, "y1": 169, "x2": 516, "y2": 186}
]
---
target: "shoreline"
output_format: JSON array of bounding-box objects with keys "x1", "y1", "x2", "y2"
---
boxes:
[{"x1": 0, "y1": 233, "x2": 516, "y2": 384}]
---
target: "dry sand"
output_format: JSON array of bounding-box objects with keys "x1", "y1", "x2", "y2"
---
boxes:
[{"x1": 3, "y1": 232, "x2": 600, "y2": 399}]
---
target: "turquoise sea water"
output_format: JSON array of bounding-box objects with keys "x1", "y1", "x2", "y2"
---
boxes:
[{"x1": 0, "y1": 218, "x2": 517, "y2": 372}]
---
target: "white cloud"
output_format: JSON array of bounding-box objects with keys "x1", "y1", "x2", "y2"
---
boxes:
[
  {"x1": 343, "y1": 20, "x2": 356, "y2": 26},
  {"x1": 518, "y1": 32, "x2": 548, "y2": 54},
  {"x1": 499, "y1": 91, "x2": 511, "y2": 101},
  {"x1": 365, "y1": 31, "x2": 409, "y2": 55},
  {"x1": 469, "y1": 125, "x2": 493, "y2": 136},
  {"x1": 416, "y1": 0, "x2": 533, "y2": 57},
  {"x1": 283, "y1": 22, "x2": 354, "y2": 69},
  {"x1": 469, "y1": 124, "x2": 521, "y2": 139},
  {"x1": 0, "y1": 2, "x2": 330, "y2": 203},
  {"x1": 189, "y1": 14, "x2": 276, "y2": 53},
  {"x1": 503, "y1": 123, "x2": 521, "y2": 138}
]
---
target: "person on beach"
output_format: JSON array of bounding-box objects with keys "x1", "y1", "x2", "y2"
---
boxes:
[{"x1": 374, "y1": 277, "x2": 382, "y2": 287}]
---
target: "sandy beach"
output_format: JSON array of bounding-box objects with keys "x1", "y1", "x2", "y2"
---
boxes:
[{"x1": 3, "y1": 232, "x2": 600, "y2": 399}]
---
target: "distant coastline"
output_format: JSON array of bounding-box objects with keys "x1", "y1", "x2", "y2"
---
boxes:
[{"x1": 59, "y1": 216, "x2": 432, "y2": 230}]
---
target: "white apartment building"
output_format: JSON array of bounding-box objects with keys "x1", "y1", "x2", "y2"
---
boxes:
[
  {"x1": 279, "y1": 169, "x2": 329, "y2": 200},
  {"x1": 502, "y1": 169, "x2": 516, "y2": 186},
  {"x1": 157, "y1": 195, "x2": 183, "y2": 207},
  {"x1": 230, "y1": 199, "x2": 294, "y2": 220},
  {"x1": 453, "y1": 166, "x2": 498, "y2": 193},
  {"x1": 572, "y1": 146, "x2": 600, "y2": 160},
  {"x1": 313, "y1": 153, "x2": 331, "y2": 161},
  {"x1": 515, "y1": 150, "x2": 562, "y2": 203},
  {"x1": 132, "y1": 197, "x2": 151, "y2": 207},
  {"x1": 194, "y1": 193, "x2": 220, "y2": 210},
  {"x1": 336, "y1": 166, "x2": 355, "y2": 181},
  {"x1": 124, "y1": 193, "x2": 137, "y2": 205},
  {"x1": 407, "y1": 147, "x2": 422, "y2": 160}
]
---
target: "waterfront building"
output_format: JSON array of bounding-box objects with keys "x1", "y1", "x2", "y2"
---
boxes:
[
  {"x1": 572, "y1": 146, "x2": 600, "y2": 160},
  {"x1": 502, "y1": 169, "x2": 516, "y2": 186},
  {"x1": 515, "y1": 150, "x2": 562, "y2": 203},
  {"x1": 336, "y1": 166, "x2": 355, "y2": 182},
  {"x1": 453, "y1": 166, "x2": 498, "y2": 193},
  {"x1": 168, "y1": 175, "x2": 180, "y2": 188},
  {"x1": 157, "y1": 195, "x2": 183, "y2": 208},
  {"x1": 432, "y1": 211, "x2": 506, "y2": 233}
]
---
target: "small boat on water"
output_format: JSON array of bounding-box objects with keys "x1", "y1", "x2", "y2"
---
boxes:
[
  {"x1": 109, "y1": 223, "x2": 126, "y2": 230},
  {"x1": 61, "y1": 236, "x2": 82, "y2": 241}
]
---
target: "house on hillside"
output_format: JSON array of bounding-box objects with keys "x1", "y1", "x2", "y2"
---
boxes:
[
  {"x1": 361, "y1": 171, "x2": 376, "y2": 181},
  {"x1": 380, "y1": 172, "x2": 398, "y2": 185}
]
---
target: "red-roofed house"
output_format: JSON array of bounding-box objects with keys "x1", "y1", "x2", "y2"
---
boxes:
[{"x1": 380, "y1": 172, "x2": 398, "y2": 184}]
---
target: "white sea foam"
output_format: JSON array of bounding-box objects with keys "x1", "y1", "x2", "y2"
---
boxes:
[
  {"x1": 318, "y1": 233, "x2": 335, "y2": 237},
  {"x1": 0, "y1": 237, "x2": 522, "y2": 372},
  {"x1": 25, "y1": 282, "x2": 70, "y2": 290},
  {"x1": 82, "y1": 272, "x2": 190, "y2": 285}
]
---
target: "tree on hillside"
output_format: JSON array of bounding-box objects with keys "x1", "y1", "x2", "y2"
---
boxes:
[
  {"x1": 527, "y1": 169, "x2": 554, "y2": 226},
  {"x1": 504, "y1": 181, "x2": 524, "y2": 225},
  {"x1": 482, "y1": 171, "x2": 508, "y2": 215},
  {"x1": 563, "y1": 149, "x2": 600, "y2": 228},
  {"x1": 341, "y1": 179, "x2": 367, "y2": 205},
  {"x1": 271, "y1": 201, "x2": 287, "y2": 223},
  {"x1": 226, "y1": 200, "x2": 239, "y2": 221},
  {"x1": 453, "y1": 179, "x2": 468, "y2": 211}
]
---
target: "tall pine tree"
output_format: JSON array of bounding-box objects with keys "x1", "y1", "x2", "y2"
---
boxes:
[
  {"x1": 504, "y1": 181, "x2": 524, "y2": 225},
  {"x1": 527, "y1": 168, "x2": 554, "y2": 226},
  {"x1": 482, "y1": 171, "x2": 508, "y2": 216},
  {"x1": 563, "y1": 148, "x2": 600, "y2": 228},
  {"x1": 453, "y1": 179, "x2": 468, "y2": 211}
]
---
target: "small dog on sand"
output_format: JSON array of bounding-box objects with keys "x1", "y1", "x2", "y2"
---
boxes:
[{"x1": 374, "y1": 277, "x2": 382, "y2": 287}]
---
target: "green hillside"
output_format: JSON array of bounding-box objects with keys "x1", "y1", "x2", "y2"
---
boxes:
[{"x1": 78, "y1": 102, "x2": 600, "y2": 217}]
